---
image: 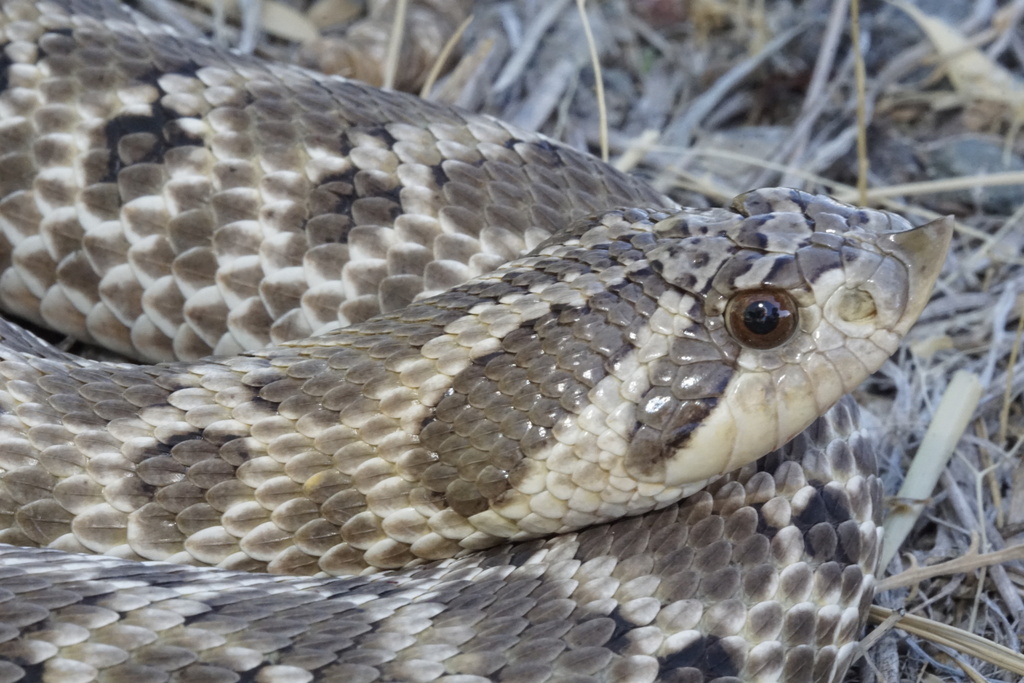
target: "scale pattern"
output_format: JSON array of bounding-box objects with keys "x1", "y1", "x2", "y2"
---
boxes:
[
  {"x1": 0, "y1": 0, "x2": 665, "y2": 363},
  {"x1": 0, "y1": 0, "x2": 955, "y2": 681},
  {"x1": 0, "y1": 399, "x2": 881, "y2": 683},
  {"x1": 0, "y1": 198, "x2": 945, "y2": 584}
]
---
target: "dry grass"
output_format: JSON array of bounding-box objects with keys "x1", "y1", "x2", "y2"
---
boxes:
[{"x1": 150, "y1": 0, "x2": 1024, "y2": 679}]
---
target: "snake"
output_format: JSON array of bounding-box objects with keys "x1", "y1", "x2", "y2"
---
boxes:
[{"x1": 0, "y1": 1, "x2": 955, "y2": 681}]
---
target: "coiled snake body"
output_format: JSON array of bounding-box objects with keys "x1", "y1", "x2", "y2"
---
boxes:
[{"x1": 0, "y1": 1, "x2": 952, "y2": 681}]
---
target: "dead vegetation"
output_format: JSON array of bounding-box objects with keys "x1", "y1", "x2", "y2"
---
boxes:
[{"x1": 136, "y1": 0, "x2": 1024, "y2": 679}]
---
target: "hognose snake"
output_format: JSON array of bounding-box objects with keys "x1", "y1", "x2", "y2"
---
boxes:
[{"x1": 0, "y1": 1, "x2": 953, "y2": 681}]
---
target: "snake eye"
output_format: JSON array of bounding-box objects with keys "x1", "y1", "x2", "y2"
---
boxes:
[{"x1": 725, "y1": 289, "x2": 798, "y2": 349}]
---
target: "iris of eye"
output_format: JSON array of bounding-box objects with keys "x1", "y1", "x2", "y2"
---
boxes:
[
  {"x1": 744, "y1": 299, "x2": 788, "y2": 335},
  {"x1": 725, "y1": 289, "x2": 797, "y2": 349}
]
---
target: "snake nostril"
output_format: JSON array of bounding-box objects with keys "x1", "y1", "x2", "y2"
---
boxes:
[
  {"x1": 724, "y1": 288, "x2": 799, "y2": 349},
  {"x1": 836, "y1": 290, "x2": 878, "y2": 323}
]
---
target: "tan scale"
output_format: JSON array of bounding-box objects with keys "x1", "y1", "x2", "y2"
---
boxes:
[{"x1": 0, "y1": 1, "x2": 955, "y2": 682}]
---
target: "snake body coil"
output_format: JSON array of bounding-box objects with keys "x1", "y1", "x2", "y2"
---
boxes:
[{"x1": 0, "y1": 1, "x2": 952, "y2": 681}]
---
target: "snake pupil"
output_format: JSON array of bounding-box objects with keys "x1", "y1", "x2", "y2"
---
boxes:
[
  {"x1": 725, "y1": 289, "x2": 798, "y2": 349},
  {"x1": 743, "y1": 300, "x2": 781, "y2": 335}
]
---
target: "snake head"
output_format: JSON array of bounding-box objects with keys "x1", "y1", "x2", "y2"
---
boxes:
[
  {"x1": 328, "y1": 188, "x2": 951, "y2": 542},
  {"x1": 637, "y1": 188, "x2": 952, "y2": 489}
]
